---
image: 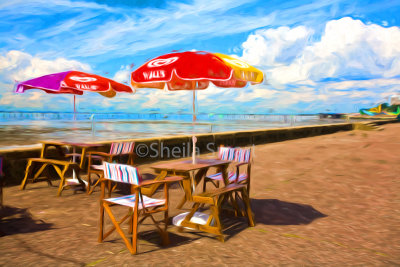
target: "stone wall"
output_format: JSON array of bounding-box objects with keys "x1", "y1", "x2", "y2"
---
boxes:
[{"x1": 0, "y1": 120, "x2": 396, "y2": 186}]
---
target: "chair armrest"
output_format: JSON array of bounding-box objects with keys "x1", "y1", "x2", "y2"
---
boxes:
[
  {"x1": 87, "y1": 151, "x2": 112, "y2": 157},
  {"x1": 234, "y1": 162, "x2": 249, "y2": 167},
  {"x1": 87, "y1": 152, "x2": 114, "y2": 165},
  {"x1": 233, "y1": 162, "x2": 251, "y2": 183},
  {"x1": 138, "y1": 176, "x2": 184, "y2": 187},
  {"x1": 65, "y1": 153, "x2": 82, "y2": 158}
]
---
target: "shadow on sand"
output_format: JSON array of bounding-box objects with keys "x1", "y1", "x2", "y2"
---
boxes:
[
  {"x1": 251, "y1": 198, "x2": 327, "y2": 225},
  {"x1": 166, "y1": 198, "x2": 327, "y2": 243},
  {"x1": 220, "y1": 198, "x2": 327, "y2": 241},
  {"x1": 0, "y1": 206, "x2": 53, "y2": 237}
]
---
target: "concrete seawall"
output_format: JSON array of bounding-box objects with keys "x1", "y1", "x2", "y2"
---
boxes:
[{"x1": 0, "y1": 119, "x2": 397, "y2": 185}]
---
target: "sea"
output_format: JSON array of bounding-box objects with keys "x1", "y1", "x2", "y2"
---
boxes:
[{"x1": 0, "y1": 111, "x2": 350, "y2": 150}]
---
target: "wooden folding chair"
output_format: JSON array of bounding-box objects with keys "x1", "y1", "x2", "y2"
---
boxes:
[
  {"x1": 87, "y1": 141, "x2": 135, "y2": 194},
  {"x1": 203, "y1": 146, "x2": 252, "y2": 195},
  {"x1": 98, "y1": 162, "x2": 182, "y2": 255}
]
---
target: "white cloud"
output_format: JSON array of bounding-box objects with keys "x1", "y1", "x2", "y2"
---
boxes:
[
  {"x1": 114, "y1": 14, "x2": 400, "y2": 114},
  {"x1": 0, "y1": 50, "x2": 91, "y2": 111},
  {"x1": 242, "y1": 25, "x2": 314, "y2": 67},
  {"x1": 2, "y1": 11, "x2": 400, "y2": 114},
  {"x1": 322, "y1": 78, "x2": 400, "y2": 91},
  {"x1": 112, "y1": 65, "x2": 131, "y2": 84},
  {"x1": 242, "y1": 17, "x2": 400, "y2": 86},
  {"x1": 0, "y1": 50, "x2": 91, "y2": 84},
  {"x1": 237, "y1": 17, "x2": 400, "y2": 112}
]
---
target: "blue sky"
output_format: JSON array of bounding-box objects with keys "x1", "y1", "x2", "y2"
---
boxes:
[{"x1": 0, "y1": 0, "x2": 399, "y2": 114}]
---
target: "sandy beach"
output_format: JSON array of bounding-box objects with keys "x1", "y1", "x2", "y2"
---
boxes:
[{"x1": 0, "y1": 122, "x2": 399, "y2": 266}]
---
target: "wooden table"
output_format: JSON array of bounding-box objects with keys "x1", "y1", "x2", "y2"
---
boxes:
[
  {"x1": 21, "y1": 158, "x2": 84, "y2": 196},
  {"x1": 40, "y1": 141, "x2": 101, "y2": 169},
  {"x1": 151, "y1": 159, "x2": 231, "y2": 208},
  {"x1": 20, "y1": 141, "x2": 103, "y2": 196}
]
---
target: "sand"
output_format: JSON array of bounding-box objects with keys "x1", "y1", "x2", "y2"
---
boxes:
[{"x1": 0, "y1": 122, "x2": 399, "y2": 266}]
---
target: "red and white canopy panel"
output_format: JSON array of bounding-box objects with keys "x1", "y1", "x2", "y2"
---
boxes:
[{"x1": 131, "y1": 51, "x2": 263, "y2": 90}]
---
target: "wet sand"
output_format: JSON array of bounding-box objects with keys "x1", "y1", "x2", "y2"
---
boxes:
[{"x1": 0, "y1": 123, "x2": 399, "y2": 266}]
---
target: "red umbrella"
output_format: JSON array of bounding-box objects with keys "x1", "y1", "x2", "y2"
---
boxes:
[
  {"x1": 131, "y1": 51, "x2": 264, "y2": 163},
  {"x1": 15, "y1": 70, "x2": 133, "y2": 118}
]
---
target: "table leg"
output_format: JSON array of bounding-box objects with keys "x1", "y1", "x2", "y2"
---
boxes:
[
  {"x1": 194, "y1": 168, "x2": 209, "y2": 188},
  {"x1": 176, "y1": 168, "x2": 209, "y2": 209},
  {"x1": 40, "y1": 144, "x2": 49, "y2": 158},
  {"x1": 80, "y1": 147, "x2": 87, "y2": 169},
  {"x1": 176, "y1": 173, "x2": 192, "y2": 209},
  {"x1": 218, "y1": 164, "x2": 229, "y2": 186},
  {"x1": 72, "y1": 146, "x2": 77, "y2": 180},
  {"x1": 20, "y1": 159, "x2": 34, "y2": 190},
  {"x1": 41, "y1": 144, "x2": 64, "y2": 159}
]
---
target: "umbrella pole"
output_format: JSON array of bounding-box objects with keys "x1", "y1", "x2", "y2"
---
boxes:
[
  {"x1": 73, "y1": 95, "x2": 76, "y2": 121},
  {"x1": 72, "y1": 95, "x2": 77, "y2": 182},
  {"x1": 192, "y1": 89, "x2": 196, "y2": 164}
]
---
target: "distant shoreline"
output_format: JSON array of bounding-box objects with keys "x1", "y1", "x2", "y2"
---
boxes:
[{"x1": 0, "y1": 118, "x2": 362, "y2": 150}]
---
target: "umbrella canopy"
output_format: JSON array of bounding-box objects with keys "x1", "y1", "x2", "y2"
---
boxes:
[
  {"x1": 131, "y1": 51, "x2": 263, "y2": 90},
  {"x1": 16, "y1": 70, "x2": 133, "y2": 98},
  {"x1": 131, "y1": 51, "x2": 264, "y2": 163}
]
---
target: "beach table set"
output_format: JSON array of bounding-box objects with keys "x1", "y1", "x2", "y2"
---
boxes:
[
  {"x1": 14, "y1": 50, "x2": 262, "y2": 254},
  {"x1": 18, "y1": 139, "x2": 255, "y2": 253}
]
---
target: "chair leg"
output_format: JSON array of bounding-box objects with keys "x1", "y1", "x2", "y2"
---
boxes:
[
  {"x1": 131, "y1": 206, "x2": 139, "y2": 255},
  {"x1": 210, "y1": 203, "x2": 224, "y2": 242},
  {"x1": 107, "y1": 180, "x2": 112, "y2": 197},
  {"x1": 87, "y1": 171, "x2": 92, "y2": 193},
  {"x1": 161, "y1": 210, "x2": 169, "y2": 246},
  {"x1": 235, "y1": 191, "x2": 246, "y2": 217},
  {"x1": 241, "y1": 188, "x2": 255, "y2": 227},
  {"x1": 88, "y1": 174, "x2": 102, "y2": 195},
  {"x1": 103, "y1": 203, "x2": 136, "y2": 254},
  {"x1": 99, "y1": 201, "x2": 105, "y2": 243},
  {"x1": 20, "y1": 160, "x2": 33, "y2": 190},
  {"x1": 228, "y1": 193, "x2": 240, "y2": 217},
  {"x1": 202, "y1": 178, "x2": 207, "y2": 192},
  {"x1": 128, "y1": 208, "x2": 134, "y2": 234},
  {"x1": 180, "y1": 202, "x2": 200, "y2": 230},
  {"x1": 56, "y1": 165, "x2": 69, "y2": 197}
]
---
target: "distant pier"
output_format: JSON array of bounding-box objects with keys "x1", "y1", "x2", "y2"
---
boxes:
[{"x1": 318, "y1": 113, "x2": 346, "y2": 119}]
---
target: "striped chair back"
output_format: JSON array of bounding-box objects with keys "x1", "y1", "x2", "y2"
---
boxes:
[
  {"x1": 234, "y1": 148, "x2": 251, "y2": 163},
  {"x1": 109, "y1": 142, "x2": 135, "y2": 155},
  {"x1": 103, "y1": 162, "x2": 142, "y2": 185},
  {"x1": 218, "y1": 146, "x2": 236, "y2": 161}
]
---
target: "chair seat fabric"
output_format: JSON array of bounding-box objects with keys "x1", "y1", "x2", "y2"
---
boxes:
[
  {"x1": 105, "y1": 194, "x2": 165, "y2": 209},
  {"x1": 66, "y1": 178, "x2": 88, "y2": 186},
  {"x1": 89, "y1": 155, "x2": 107, "y2": 160},
  {"x1": 206, "y1": 172, "x2": 248, "y2": 183}
]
